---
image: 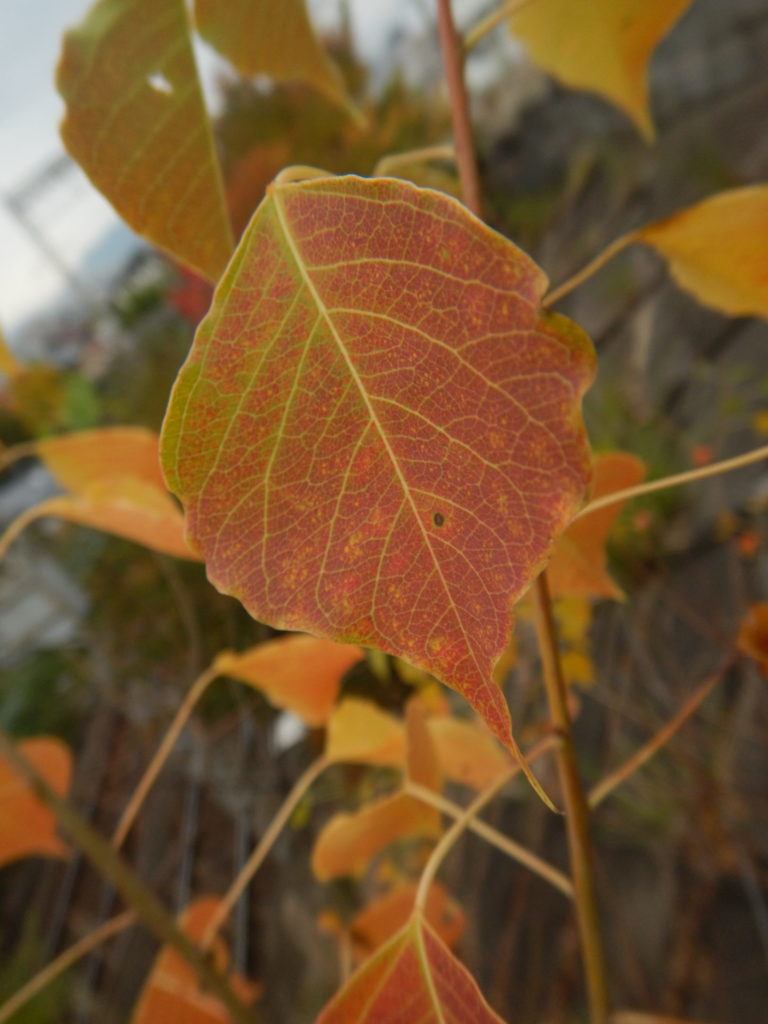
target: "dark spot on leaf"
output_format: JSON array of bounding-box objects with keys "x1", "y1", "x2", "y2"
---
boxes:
[{"x1": 433, "y1": 512, "x2": 445, "y2": 527}]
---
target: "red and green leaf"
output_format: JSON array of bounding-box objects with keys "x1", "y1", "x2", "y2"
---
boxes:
[
  {"x1": 315, "y1": 912, "x2": 506, "y2": 1023},
  {"x1": 161, "y1": 174, "x2": 595, "y2": 749}
]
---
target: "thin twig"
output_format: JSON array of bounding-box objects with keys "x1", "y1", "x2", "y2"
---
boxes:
[
  {"x1": 112, "y1": 666, "x2": 218, "y2": 849},
  {"x1": 543, "y1": 231, "x2": 639, "y2": 307},
  {"x1": 575, "y1": 444, "x2": 768, "y2": 520},
  {"x1": 405, "y1": 753, "x2": 573, "y2": 898},
  {"x1": 201, "y1": 755, "x2": 329, "y2": 950},
  {"x1": 414, "y1": 764, "x2": 519, "y2": 913},
  {"x1": 589, "y1": 659, "x2": 732, "y2": 808},
  {"x1": 533, "y1": 572, "x2": 610, "y2": 1023},
  {"x1": 0, "y1": 911, "x2": 136, "y2": 1024},
  {"x1": 436, "y1": 0, "x2": 482, "y2": 217}
]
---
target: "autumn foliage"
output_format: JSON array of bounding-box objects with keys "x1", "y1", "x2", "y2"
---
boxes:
[{"x1": 1, "y1": 1, "x2": 767, "y2": 1022}]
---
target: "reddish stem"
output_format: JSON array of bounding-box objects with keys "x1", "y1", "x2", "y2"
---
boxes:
[{"x1": 436, "y1": 0, "x2": 483, "y2": 217}]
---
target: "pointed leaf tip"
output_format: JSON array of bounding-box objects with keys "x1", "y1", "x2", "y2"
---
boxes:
[
  {"x1": 161, "y1": 175, "x2": 595, "y2": 750},
  {"x1": 508, "y1": 0, "x2": 693, "y2": 139},
  {"x1": 640, "y1": 184, "x2": 768, "y2": 318}
]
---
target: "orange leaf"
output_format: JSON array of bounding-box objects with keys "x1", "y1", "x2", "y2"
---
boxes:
[
  {"x1": 57, "y1": 0, "x2": 233, "y2": 280},
  {"x1": 0, "y1": 430, "x2": 196, "y2": 561},
  {"x1": 427, "y1": 716, "x2": 511, "y2": 790},
  {"x1": 316, "y1": 913, "x2": 506, "y2": 1023},
  {"x1": 214, "y1": 634, "x2": 363, "y2": 726},
  {"x1": 736, "y1": 603, "x2": 768, "y2": 676},
  {"x1": 326, "y1": 699, "x2": 405, "y2": 766},
  {"x1": 193, "y1": 0, "x2": 360, "y2": 123},
  {"x1": 508, "y1": 0, "x2": 693, "y2": 140},
  {"x1": 161, "y1": 174, "x2": 595, "y2": 751},
  {"x1": 547, "y1": 451, "x2": 646, "y2": 599},
  {"x1": 311, "y1": 792, "x2": 441, "y2": 882},
  {"x1": 34, "y1": 427, "x2": 167, "y2": 493},
  {"x1": 130, "y1": 898, "x2": 259, "y2": 1024},
  {"x1": 0, "y1": 738, "x2": 71, "y2": 867},
  {"x1": 639, "y1": 185, "x2": 768, "y2": 318},
  {"x1": 350, "y1": 882, "x2": 465, "y2": 963}
]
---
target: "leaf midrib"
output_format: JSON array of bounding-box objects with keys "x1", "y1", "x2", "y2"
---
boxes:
[{"x1": 270, "y1": 184, "x2": 478, "y2": 673}]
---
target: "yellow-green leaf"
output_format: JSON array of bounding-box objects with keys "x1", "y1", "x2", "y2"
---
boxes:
[
  {"x1": 57, "y1": 0, "x2": 233, "y2": 281},
  {"x1": 193, "y1": 0, "x2": 359, "y2": 122},
  {"x1": 639, "y1": 185, "x2": 768, "y2": 318},
  {"x1": 508, "y1": 0, "x2": 693, "y2": 139}
]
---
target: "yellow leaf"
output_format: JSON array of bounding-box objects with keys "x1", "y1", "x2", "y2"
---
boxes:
[
  {"x1": 325, "y1": 699, "x2": 405, "y2": 767},
  {"x1": 214, "y1": 635, "x2": 363, "y2": 726},
  {"x1": 0, "y1": 429, "x2": 197, "y2": 561},
  {"x1": 193, "y1": 0, "x2": 360, "y2": 123},
  {"x1": 752, "y1": 411, "x2": 768, "y2": 437},
  {"x1": 427, "y1": 716, "x2": 511, "y2": 790},
  {"x1": 561, "y1": 650, "x2": 595, "y2": 688},
  {"x1": 33, "y1": 427, "x2": 167, "y2": 493},
  {"x1": 57, "y1": 0, "x2": 233, "y2": 280},
  {"x1": 509, "y1": 0, "x2": 693, "y2": 139},
  {"x1": 640, "y1": 185, "x2": 768, "y2": 318},
  {"x1": 0, "y1": 738, "x2": 71, "y2": 867}
]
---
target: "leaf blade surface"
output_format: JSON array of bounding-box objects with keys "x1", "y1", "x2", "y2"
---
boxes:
[
  {"x1": 161, "y1": 175, "x2": 595, "y2": 747},
  {"x1": 57, "y1": 0, "x2": 233, "y2": 280},
  {"x1": 194, "y1": 0, "x2": 358, "y2": 121},
  {"x1": 315, "y1": 914, "x2": 506, "y2": 1023},
  {"x1": 508, "y1": 0, "x2": 692, "y2": 139}
]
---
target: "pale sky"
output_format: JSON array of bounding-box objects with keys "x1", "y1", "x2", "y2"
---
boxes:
[{"x1": 0, "y1": 0, "x2": 486, "y2": 339}]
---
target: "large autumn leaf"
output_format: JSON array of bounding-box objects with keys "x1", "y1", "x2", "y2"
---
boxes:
[
  {"x1": 0, "y1": 738, "x2": 71, "y2": 866},
  {"x1": 0, "y1": 429, "x2": 196, "y2": 561},
  {"x1": 161, "y1": 174, "x2": 595, "y2": 749},
  {"x1": 57, "y1": 0, "x2": 233, "y2": 281},
  {"x1": 193, "y1": 0, "x2": 358, "y2": 122},
  {"x1": 315, "y1": 912, "x2": 506, "y2": 1023},
  {"x1": 213, "y1": 634, "x2": 364, "y2": 726},
  {"x1": 639, "y1": 185, "x2": 768, "y2": 318},
  {"x1": 508, "y1": 0, "x2": 693, "y2": 139}
]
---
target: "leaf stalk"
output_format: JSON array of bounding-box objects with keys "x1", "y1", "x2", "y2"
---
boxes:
[{"x1": 533, "y1": 572, "x2": 610, "y2": 1023}]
